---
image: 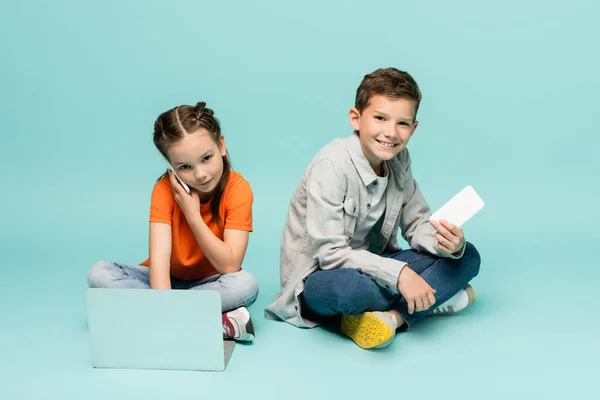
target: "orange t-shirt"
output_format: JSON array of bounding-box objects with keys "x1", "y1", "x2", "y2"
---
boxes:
[{"x1": 140, "y1": 170, "x2": 253, "y2": 280}]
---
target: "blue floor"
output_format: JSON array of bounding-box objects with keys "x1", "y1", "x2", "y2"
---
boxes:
[{"x1": 1, "y1": 233, "x2": 596, "y2": 399}]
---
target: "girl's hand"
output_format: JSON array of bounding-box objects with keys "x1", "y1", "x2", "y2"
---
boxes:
[
  {"x1": 168, "y1": 171, "x2": 200, "y2": 219},
  {"x1": 431, "y1": 219, "x2": 465, "y2": 255}
]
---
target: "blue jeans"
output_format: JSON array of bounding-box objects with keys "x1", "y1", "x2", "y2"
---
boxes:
[
  {"x1": 301, "y1": 242, "x2": 481, "y2": 328},
  {"x1": 87, "y1": 260, "x2": 259, "y2": 313}
]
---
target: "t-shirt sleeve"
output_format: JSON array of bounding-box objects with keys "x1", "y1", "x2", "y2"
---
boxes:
[
  {"x1": 223, "y1": 176, "x2": 253, "y2": 231},
  {"x1": 149, "y1": 176, "x2": 175, "y2": 225}
]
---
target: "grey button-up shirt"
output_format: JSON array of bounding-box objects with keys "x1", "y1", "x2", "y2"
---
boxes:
[{"x1": 264, "y1": 132, "x2": 464, "y2": 328}]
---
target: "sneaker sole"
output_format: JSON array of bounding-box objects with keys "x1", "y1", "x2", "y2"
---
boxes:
[
  {"x1": 464, "y1": 284, "x2": 476, "y2": 306},
  {"x1": 241, "y1": 317, "x2": 255, "y2": 341},
  {"x1": 231, "y1": 307, "x2": 255, "y2": 341},
  {"x1": 341, "y1": 312, "x2": 393, "y2": 349}
]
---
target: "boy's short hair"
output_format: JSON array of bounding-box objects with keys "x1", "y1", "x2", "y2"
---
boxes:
[{"x1": 355, "y1": 68, "x2": 422, "y2": 119}]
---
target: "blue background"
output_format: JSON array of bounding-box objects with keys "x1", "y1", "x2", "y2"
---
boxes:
[{"x1": 1, "y1": 0, "x2": 598, "y2": 398}]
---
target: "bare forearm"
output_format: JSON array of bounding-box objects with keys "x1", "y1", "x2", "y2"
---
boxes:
[
  {"x1": 186, "y1": 214, "x2": 240, "y2": 274},
  {"x1": 149, "y1": 265, "x2": 172, "y2": 289},
  {"x1": 148, "y1": 222, "x2": 174, "y2": 289}
]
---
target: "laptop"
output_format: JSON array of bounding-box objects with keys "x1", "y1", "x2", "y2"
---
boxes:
[{"x1": 86, "y1": 288, "x2": 235, "y2": 371}]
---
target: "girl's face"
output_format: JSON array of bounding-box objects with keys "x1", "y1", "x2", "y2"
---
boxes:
[{"x1": 166, "y1": 129, "x2": 227, "y2": 201}]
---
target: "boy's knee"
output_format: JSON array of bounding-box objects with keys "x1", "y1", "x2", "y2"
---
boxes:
[
  {"x1": 305, "y1": 268, "x2": 361, "y2": 297},
  {"x1": 462, "y1": 242, "x2": 481, "y2": 279},
  {"x1": 87, "y1": 260, "x2": 113, "y2": 288},
  {"x1": 304, "y1": 268, "x2": 373, "y2": 313}
]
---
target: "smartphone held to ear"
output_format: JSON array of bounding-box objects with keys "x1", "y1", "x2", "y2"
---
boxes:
[{"x1": 163, "y1": 156, "x2": 191, "y2": 194}]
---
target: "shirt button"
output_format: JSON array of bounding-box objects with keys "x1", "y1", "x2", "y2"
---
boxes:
[
  {"x1": 373, "y1": 181, "x2": 378, "y2": 186},
  {"x1": 367, "y1": 203, "x2": 371, "y2": 209}
]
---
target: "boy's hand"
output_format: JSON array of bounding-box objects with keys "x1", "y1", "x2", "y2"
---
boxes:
[
  {"x1": 168, "y1": 171, "x2": 200, "y2": 219},
  {"x1": 431, "y1": 219, "x2": 465, "y2": 255},
  {"x1": 397, "y1": 267, "x2": 437, "y2": 314}
]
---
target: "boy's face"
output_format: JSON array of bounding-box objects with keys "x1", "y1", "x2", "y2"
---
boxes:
[{"x1": 349, "y1": 95, "x2": 418, "y2": 175}]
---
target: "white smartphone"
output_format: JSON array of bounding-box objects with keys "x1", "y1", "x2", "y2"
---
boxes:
[
  {"x1": 429, "y1": 185, "x2": 484, "y2": 228},
  {"x1": 162, "y1": 156, "x2": 191, "y2": 194}
]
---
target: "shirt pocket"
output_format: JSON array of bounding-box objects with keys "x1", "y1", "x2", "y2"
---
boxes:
[{"x1": 342, "y1": 197, "x2": 359, "y2": 237}]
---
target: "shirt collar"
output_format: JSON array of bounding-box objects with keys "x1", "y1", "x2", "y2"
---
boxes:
[{"x1": 347, "y1": 131, "x2": 387, "y2": 187}]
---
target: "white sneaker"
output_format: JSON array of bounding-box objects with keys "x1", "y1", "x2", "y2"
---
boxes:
[
  {"x1": 341, "y1": 311, "x2": 398, "y2": 349},
  {"x1": 430, "y1": 284, "x2": 476, "y2": 315},
  {"x1": 222, "y1": 307, "x2": 255, "y2": 341}
]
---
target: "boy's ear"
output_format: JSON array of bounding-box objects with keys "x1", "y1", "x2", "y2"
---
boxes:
[
  {"x1": 412, "y1": 120, "x2": 419, "y2": 133},
  {"x1": 349, "y1": 107, "x2": 361, "y2": 131}
]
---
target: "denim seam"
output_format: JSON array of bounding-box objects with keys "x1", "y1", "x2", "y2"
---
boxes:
[
  {"x1": 420, "y1": 258, "x2": 444, "y2": 279},
  {"x1": 404, "y1": 254, "x2": 432, "y2": 264}
]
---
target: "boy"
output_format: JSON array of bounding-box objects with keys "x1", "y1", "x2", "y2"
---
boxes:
[{"x1": 264, "y1": 68, "x2": 481, "y2": 349}]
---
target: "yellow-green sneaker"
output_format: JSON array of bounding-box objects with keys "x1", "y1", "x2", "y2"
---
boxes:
[{"x1": 341, "y1": 311, "x2": 397, "y2": 349}]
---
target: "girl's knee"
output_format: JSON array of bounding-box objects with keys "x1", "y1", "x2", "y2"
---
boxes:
[
  {"x1": 87, "y1": 260, "x2": 114, "y2": 288},
  {"x1": 221, "y1": 269, "x2": 259, "y2": 298},
  {"x1": 216, "y1": 270, "x2": 259, "y2": 311},
  {"x1": 240, "y1": 270, "x2": 259, "y2": 297}
]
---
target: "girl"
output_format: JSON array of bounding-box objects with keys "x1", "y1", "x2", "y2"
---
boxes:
[{"x1": 88, "y1": 102, "x2": 258, "y2": 341}]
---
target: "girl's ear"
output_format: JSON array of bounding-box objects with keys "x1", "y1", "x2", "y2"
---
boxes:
[{"x1": 218, "y1": 135, "x2": 227, "y2": 157}]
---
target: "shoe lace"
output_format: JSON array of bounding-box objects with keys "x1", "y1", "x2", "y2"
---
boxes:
[
  {"x1": 433, "y1": 304, "x2": 454, "y2": 314},
  {"x1": 433, "y1": 305, "x2": 447, "y2": 314}
]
